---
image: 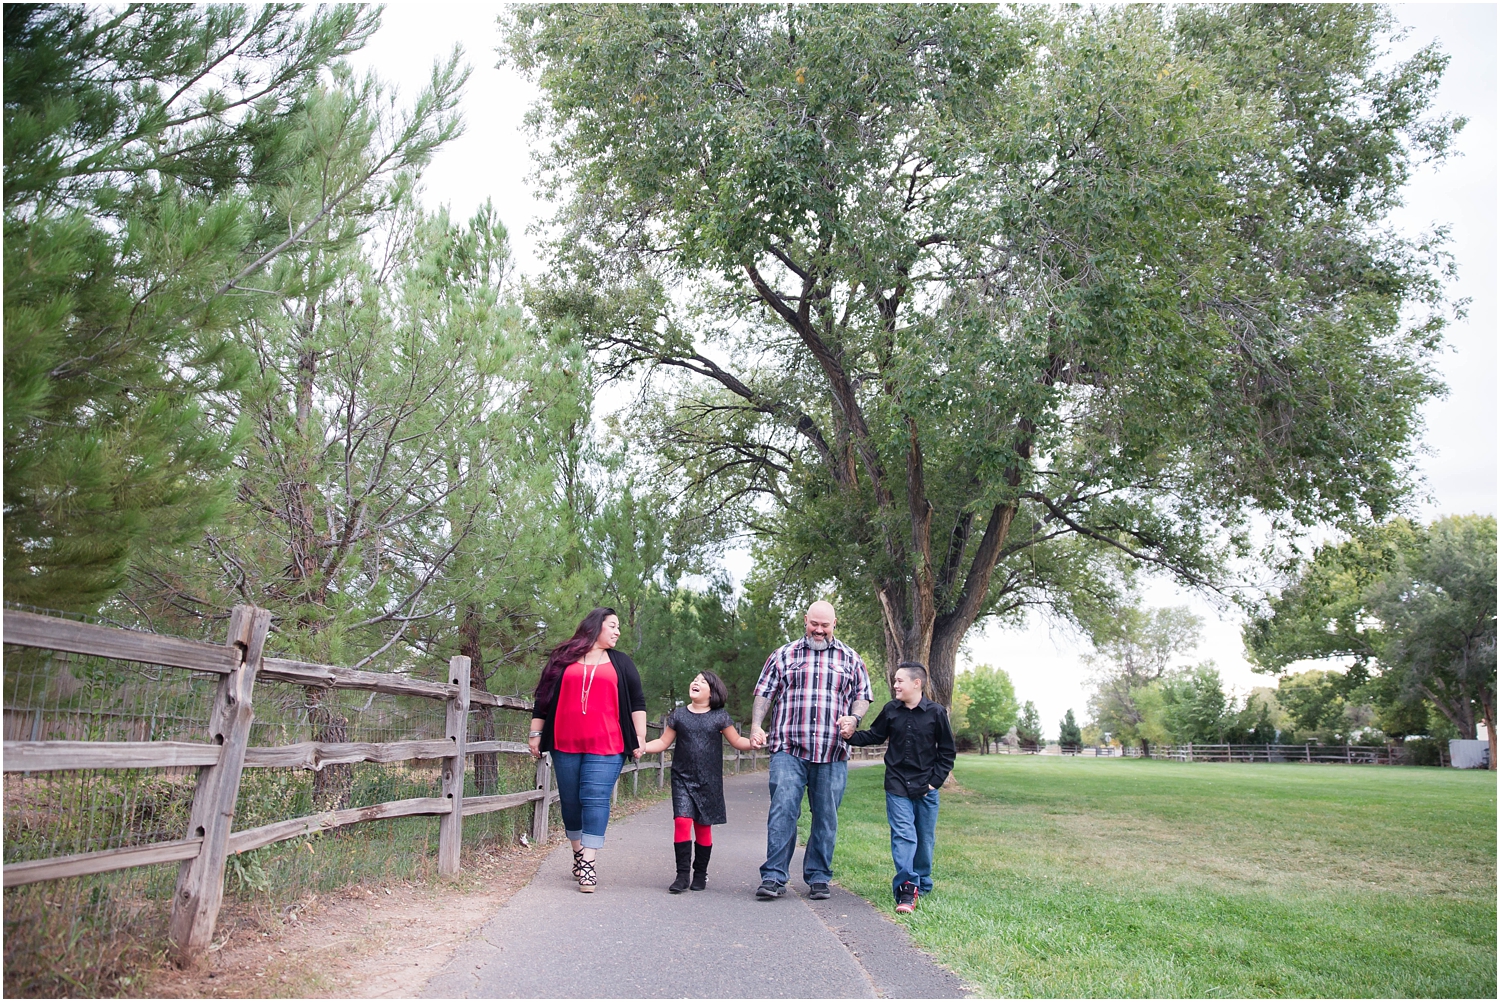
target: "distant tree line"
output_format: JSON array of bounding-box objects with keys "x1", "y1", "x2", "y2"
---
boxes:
[{"x1": 1074, "y1": 515, "x2": 1495, "y2": 768}]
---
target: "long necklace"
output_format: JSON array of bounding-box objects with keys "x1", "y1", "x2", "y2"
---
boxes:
[{"x1": 580, "y1": 658, "x2": 600, "y2": 715}]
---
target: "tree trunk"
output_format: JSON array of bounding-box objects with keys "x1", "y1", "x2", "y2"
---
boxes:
[
  {"x1": 1418, "y1": 680, "x2": 1478, "y2": 739},
  {"x1": 925, "y1": 620, "x2": 963, "y2": 711},
  {"x1": 307, "y1": 691, "x2": 353, "y2": 811},
  {"x1": 877, "y1": 582, "x2": 935, "y2": 694},
  {"x1": 461, "y1": 605, "x2": 499, "y2": 794},
  {"x1": 1481, "y1": 689, "x2": 1496, "y2": 772},
  {"x1": 876, "y1": 502, "x2": 1020, "y2": 710}
]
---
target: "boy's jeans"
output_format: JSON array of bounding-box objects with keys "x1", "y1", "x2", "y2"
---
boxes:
[
  {"x1": 761, "y1": 751, "x2": 848, "y2": 886},
  {"x1": 886, "y1": 788, "x2": 940, "y2": 899}
]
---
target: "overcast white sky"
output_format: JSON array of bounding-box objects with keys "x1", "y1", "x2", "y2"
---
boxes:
[{"x1": 353, "y1": 4, "x2": 1497, "y2": 735}]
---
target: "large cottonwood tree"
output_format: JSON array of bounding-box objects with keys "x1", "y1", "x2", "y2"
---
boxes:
[{"x1": 505, "y1": 4, "x2": 1458, "y2": 704}]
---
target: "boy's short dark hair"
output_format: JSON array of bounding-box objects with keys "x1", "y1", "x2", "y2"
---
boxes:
[
  {"x1": 698, "y1": 670, "x2": 728, "y2": 711},
  {"x1": 895, "y1": 662, "x2": 928, "y2": 687}
]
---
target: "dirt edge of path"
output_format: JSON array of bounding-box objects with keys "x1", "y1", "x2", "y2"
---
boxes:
[
  {"x1": 145, "y1": 787, "x2": 673, "y2": 999},
  {"x1": 143, "y1": 838, "x2": 554, "y2": 1000}
]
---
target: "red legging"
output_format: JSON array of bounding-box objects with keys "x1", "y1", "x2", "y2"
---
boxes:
[{"x1": 673, "y1": 816, "x2": 713, "y2": 845}]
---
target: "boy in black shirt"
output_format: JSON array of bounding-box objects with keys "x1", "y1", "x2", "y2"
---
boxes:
[{"x1": 842, "y1": 661, "x2": 956, "y2": 914}]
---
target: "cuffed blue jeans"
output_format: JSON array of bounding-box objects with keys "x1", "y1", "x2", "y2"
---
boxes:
[
  {"x1": 761, "y1": 751, "x2": 847, "y2": 886},
  {"x1": 886, "y1": 788, "x2": 940, "y2": 899},
  {"x1": 550, "y1": 751, "x2": 624, "y2": 849}
]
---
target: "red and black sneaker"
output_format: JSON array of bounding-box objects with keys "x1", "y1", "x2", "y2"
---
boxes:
[{"x1": 895, "y1": 882, "x2": 919, "y2": 914}]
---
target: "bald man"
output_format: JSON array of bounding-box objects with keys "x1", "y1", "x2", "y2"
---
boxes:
[{"x1": 749, "y1": 601, "x2": 873, "y2": 900}]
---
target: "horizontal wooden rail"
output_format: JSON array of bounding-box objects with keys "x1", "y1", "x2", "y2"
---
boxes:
[
  {"x1": 3, "y1": 837, "x2": 204, "y2": 888},
  {"x1": 464, "y1": 740, "x2": 530, "y2": 756},
  {"x1": 243, "y1": 739, "x2": 456, "y2": 770},
  {"x1": 226, "y1": 796, "x2": 453, "y2": 855},
  {"x1": 2, "y1": 740, "x2": 222, "y2": 772},
  {"x1": 0, "y1": 737, "x2": 529, "y2": 773},
  {"x1": 258, "y1": 656, "x2": 531, "y2": 710},
  {"x1": 461, "y1": 788, "x2": 559, "y2": 816},
  {"x1": 469, "y1": 690, "x2": 533, "y2": 712},
  {"x1": 1, "y1": 610, "x2": 238, "y2": 675}
]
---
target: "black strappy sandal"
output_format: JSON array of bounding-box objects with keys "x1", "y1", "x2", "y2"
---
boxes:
[
  {"x1": 572, "y1": 847, "x2": 585, "y2": 880},
  {"x1": 577, "y1": 856, "x2": 597, "y2": 893}
]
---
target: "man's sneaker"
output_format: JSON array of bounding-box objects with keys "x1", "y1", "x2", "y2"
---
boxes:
[
  {"x1": 755, "y1": 880, "x2": 787, "y2": 899},
  {"x1": 895, "y1": 882, "x2": 918, "y2": 914},
  {"x1": 808, "y1": 882, "x2": 832, "y2": 900}
]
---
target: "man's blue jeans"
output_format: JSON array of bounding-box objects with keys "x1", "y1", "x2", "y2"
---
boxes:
[
  {"x1": 886, "y1": 789, "x2": 940, "y2": 899},
  {"x1": 550, "y1": 751, "x2": 624, "y2": 849},
  {"x1": 761, "y1": 751, "x2": 847, "y2": 886}
]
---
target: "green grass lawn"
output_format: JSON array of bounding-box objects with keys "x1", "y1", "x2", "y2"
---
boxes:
[{"x1": 832, "y1": 756, "x2": 1496, "y2": 998}]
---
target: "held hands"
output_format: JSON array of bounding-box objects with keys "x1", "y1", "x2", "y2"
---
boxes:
[
  {"x1": 837, "y1": 716, "x2": 857, "y2": 739},
  {"x1": 750, "y1": 725, "x2": 767, "y2": 749}
]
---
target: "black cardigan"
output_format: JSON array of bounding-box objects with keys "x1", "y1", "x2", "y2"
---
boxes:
[{"x1": 531, "y1": 648, "x2": 647, "y2": 757}]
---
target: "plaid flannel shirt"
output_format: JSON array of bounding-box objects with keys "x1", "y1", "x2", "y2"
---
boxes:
[{"x1": 754, "y1": 637, "x2": 874, "y2": 763}]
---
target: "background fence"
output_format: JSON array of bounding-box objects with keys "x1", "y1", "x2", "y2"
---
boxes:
[
  {"x1": 968, "y1": 740, "x2": 1445, "y2": 766},
  {"x1": 1, "y1": 605, "x2": 766, "y2": 997},
  {"x1": 1115, "y1": 742, "x2": 1442, "y2": 765}
]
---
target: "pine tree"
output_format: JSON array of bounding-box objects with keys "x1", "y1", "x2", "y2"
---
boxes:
[
  {"x1": 1017, "y1": 701, "x2": 1043, "y2": 752},
  {"x1": 1058, "y1": 709, "x2": 1083, "y2": 752},
  {"x1": 3, "y1": 4, "x2": 381, "y2": 610}
]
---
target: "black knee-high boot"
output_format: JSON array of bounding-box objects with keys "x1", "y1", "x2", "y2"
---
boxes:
[
  {"x1": 690, "y1": 842, "x2": 712, "y2": 891},
  {"x1": 669, "y1": 841, "x2": 692, "y2": 893}
]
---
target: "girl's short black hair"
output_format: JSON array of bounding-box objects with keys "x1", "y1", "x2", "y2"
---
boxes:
[{"x1": 697, "y1": 670, "x2": 728, "y2": 711}]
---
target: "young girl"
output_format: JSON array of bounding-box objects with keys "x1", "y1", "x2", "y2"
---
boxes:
[{"x1": 639, "y1": 671, "x2": 753, "y2": 893}]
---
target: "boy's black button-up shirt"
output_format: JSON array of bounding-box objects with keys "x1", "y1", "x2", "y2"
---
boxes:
[{"x1": 849, "y1": 696, "x2": 957, "y2": 798}]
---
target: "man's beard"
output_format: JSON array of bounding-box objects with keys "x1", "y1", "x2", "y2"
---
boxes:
[{"x1": 806, "y1": 635, "x2": 831, "y2": 651}]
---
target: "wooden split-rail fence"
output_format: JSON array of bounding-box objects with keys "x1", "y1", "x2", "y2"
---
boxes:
[
  {"x1": 0, "y1": 605, "x2": 745, "y2": 966},
  {"x1": 1120, "y1": 742, "x2": 1405, "y2": 765}
]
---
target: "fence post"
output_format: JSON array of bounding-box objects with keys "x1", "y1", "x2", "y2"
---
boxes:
[
  {"x1": 169, "y1": 604, "x2": 270, "y2": 966},
  {"x1": 633, "y1": 756, "x2": 640, "y2": 796},
  {"x1": 439, "y1": 655, "x2": 470, "y2": 877},
  {"x1": 531, "y1": 753, "x2": 552, "y2": 844},
  {"x1": 1305, "y1": 743, "x2": 1311, "y2": 764}
]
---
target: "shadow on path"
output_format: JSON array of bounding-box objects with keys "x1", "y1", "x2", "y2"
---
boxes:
[{"x1": 421, "y1": 767, "x2": 969, "y2": 998}]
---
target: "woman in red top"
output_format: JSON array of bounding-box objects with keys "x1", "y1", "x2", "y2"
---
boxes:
[{"x1": 529, "y1": 607, "x2": 647, "y2": 892}]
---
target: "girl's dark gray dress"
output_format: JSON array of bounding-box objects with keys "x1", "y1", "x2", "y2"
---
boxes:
[{"x1": 667, "y1": 706, "x2": 734, "y2": 825}]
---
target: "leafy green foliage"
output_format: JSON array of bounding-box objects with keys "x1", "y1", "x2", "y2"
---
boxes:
[
  {"x1": 1248, "y1": 516, "x2": 1496, "y2": 761},
  {"x1": 1085, "y1": 602, "x2": 1203, "y2": 751},
  {"x1": 952, "y1": 664, "x2": 1018, "y2": 751},
  {"x1": 1158, "y1": 665, "x2": 1232, "y2": 745},
  {"x1": 506, "y1": 3, "x2": 1459, "y2": 706},
  {"x1": 1368, "y1": 517, "x2": 1497, "y2": 748}
]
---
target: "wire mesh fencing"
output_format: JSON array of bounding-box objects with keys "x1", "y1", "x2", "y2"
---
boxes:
[
  {"x1": 0, "y1": 605, "x2": 668, "y2": 997},
  {"x1": 4, "y1": 610, "x2": 224, "y2": 996}
]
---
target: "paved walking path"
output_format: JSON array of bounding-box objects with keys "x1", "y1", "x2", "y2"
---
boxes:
[{"x1": 421, "y1": 767, "x2": 969, "y2": 999}]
